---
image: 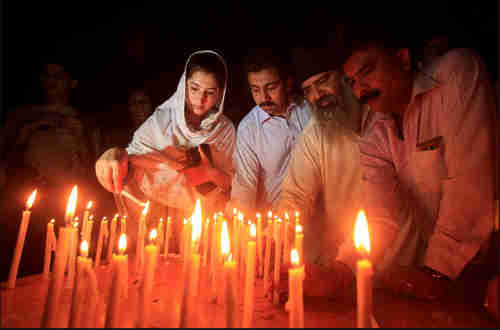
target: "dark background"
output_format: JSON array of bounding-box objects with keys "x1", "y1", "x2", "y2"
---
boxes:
[{"x1": 3, "y1": 1, "x2": 498, "y2": 127}]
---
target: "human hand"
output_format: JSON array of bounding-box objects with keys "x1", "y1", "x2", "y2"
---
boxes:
[
  {"x1": 95, "y1": 147, "x2": 128, "y2": 193},
  {"x1": 179, "y1": 146, "x2": 213, "y2": 187},
  {"x1": 375, "y1": 265, "x2": 451, "y2": 301}
]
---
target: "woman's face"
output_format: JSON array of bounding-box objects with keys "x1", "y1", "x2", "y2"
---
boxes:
[{"x1": 186, "y1": 70, "x2": 221, "y2": 117}]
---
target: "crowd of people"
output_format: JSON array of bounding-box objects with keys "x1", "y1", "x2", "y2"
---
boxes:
[{"x1": 1, "y1": 22, "x2": 498, "y2": 321}]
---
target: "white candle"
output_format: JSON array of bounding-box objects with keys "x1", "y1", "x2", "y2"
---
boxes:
[
  {"x1": 288, "y1": 249, "x2": 304, "y2": 328},
  {"x1": 69, "y1": 241, "x2": 91, "y2": 328},
  {"x1": 81, "y1": 201, "x2": 92, "y2": 239},
  {"x1": 94, "y1": 217, "x2": 108, "y2": 267},
  {"x1": 8, "y1": 189, "x2": 36, "y2": 289},
  {"x1": 180, "y1": 199, "x2": 202, "y2": 328},
  {"x1": 163, "y1": 217, "x2": 172, "y2": 260},
  {"x1": 66, "y1": 221, "x2": 79, "y2": 288},
  {"x1": 138, "y1": 230, "x2": 159, "y2": 328},
  {"x1": 107, "y1": 214, "x2": 119, "y2": 264},
  {"x1": 202, "y1": 218, "x2": 210, "y2": 267},
  {"x1": 105, "y1": 234, "x2": 128, "y2": 328},
  {"x1": 263, "y1": 216, "x2": 273, "y2": 298},
  {"x1": 273, "y1": 218, "x2": 282, "y2": 304},
  {"x1": 41, "y1": 226, "x2": 71, "y2": 328},
  {"x1": 354, "y1": 210, "x2": 373, "y2": 328},
  {"x1": 136, "y1": 202, "x2": 149, "y2": 275},
  {"x1": 242, "y1": 223, "x2": 257, "y2": 328},
  {"x1": 256, "y1": 213, "x2": 263, "y2": 278},
  {"x1": 295, "y1": 224, "x2": 303, "y2": 266},
  {"x1": 43, "y1": 219, "x2": 57, "y2": 277}
]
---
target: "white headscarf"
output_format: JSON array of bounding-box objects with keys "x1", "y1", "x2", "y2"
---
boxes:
[{"x1": 159, "y1": 49, "x2": 229, "y2": 148}]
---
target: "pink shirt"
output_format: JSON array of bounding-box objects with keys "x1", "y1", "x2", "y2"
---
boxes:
[{"x1": 360, "y1": 48, "x2": 497, "y2": 278}]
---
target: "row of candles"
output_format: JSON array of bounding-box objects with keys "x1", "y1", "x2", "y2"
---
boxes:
[{"x1": 7, "y1": 186, "x2": 373, "y2": 328}]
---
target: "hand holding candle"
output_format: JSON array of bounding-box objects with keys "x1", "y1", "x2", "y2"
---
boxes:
[
  {"x1": 8, "y1": 189, "x2": 37, "y2": 289},
  {"x1": 354, "y1": 210, "x2": 372, "y2": 328}
]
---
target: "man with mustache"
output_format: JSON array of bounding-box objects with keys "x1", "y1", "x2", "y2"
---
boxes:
[
  {"x1": 228, "y1": 48, "x2": 312, "y2": 215},
  {"x1": 342, "y1": 27, "x2": 497, "y2": 303},
  {"x1": 274, "y1": 47, "x2": 396, "y2": 299}
]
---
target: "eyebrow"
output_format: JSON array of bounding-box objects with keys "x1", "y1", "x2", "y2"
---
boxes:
[
  {"x1": 250, "y1": 79, "x2": 281, "y2": 89},
  {"x1": 189, "y1": 80, "x2": 218, "y2": 91}
]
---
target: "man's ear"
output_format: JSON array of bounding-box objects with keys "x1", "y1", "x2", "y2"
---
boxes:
[
  {"x1": 396, "y1": 49, "x2": 411, "y2": 72},
  {"x1": 71, "y1": 79, "x2": 78, "y2": 89}
]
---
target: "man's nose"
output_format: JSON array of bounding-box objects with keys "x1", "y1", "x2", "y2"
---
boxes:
[{"x1": 308, "y1": 87, "x2": 323, "y2": 104}]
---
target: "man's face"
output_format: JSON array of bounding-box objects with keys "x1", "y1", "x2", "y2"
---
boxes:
[
  {"x1": 248, "y1": 67, "x2": 288, "y2": 116},
  {"x1": 343, "y1": 45, "x2": 412, "y2": 115},
  {"x1": 40, "y1": 63, "x2": 75, "y2": 98},
  {"x1": 301, "y1": 70, "x2": 342, "y2": 110},
  {"x1": 128, "y1": 90, "x2": 153, "y2": 126}
]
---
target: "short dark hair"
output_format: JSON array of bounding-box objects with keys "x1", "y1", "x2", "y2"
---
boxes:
[
  {"x1": 187, "y1": 52, "x2": 227, "y2": 88},
  {"x1": 243, "y1": 47, "x2": 292, "y2": 81}
]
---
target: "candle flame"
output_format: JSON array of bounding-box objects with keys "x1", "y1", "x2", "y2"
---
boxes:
[
  {"x1": 295, "y1": 211, "x2": 299, "y2": 218},
  {"x1": 268, "y1": 211, "x2": 272, "y2": 218},
  {"x1": 150, "y1": 229, "x2": 158, "y2": 242},
  {"x1": 285, "y1": 212, "x2": 289, "y2": 220},
  {"x1": 296, "y1": 224, "x2": 303, "y2": 234},
  {"x1": 221, "y1": 221, "x2": 230, "y2": 256},
  {"x1": 26, "y1": 189, "x2": 37, "y2": 209},
  {"x1": 228, "y1": 253, "x2": 233, "y2": 262},
  {"x1": 65, "y1": 186, "x2": 78, "y2": 223},
  {"x1": 50, "y1": 219, "x2": 55, "y2": 224},
  {"x1": 118, "y1": 233, "x2": 127, "y2": 254},
  {"x1": 142, "y1": 200, "x2": 150, "y2": 216},
  {"x1": 73, "y1": 221, "x2": 79, "y2": 228},
  {"x1": 80, "y1": 240, "x2": 89, "y2": 257},
  {"x1": 354, "y1": 210, "x2": 370, "y2": 254},
  {"x1": 291, "y1": 248, "x2": 300, "y2": 266},
  {"x1": 238, "y1": 212, "x2": 243, "y2": 221},
  {"x1": 233, "y1": 207, "x2": 237, "y2": 215},
  {"x1": 87, "y1": 201, "x2": 93, "y2": 209},
  {"x1": 191, "y1": 199, "x2": 202, "y2": 242},
  {"x1": 160, "y1": 217, "x2": 164, "y2": 223},
  {"x1": 89, "y1": 215, "x2": 94, "y2": 221},
  {"x1": 250, "y1": 223, "x2": 256, "y2": 238}
]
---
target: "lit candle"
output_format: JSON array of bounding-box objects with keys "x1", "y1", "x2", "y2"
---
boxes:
[
  {"x1": 8, "y1": 189, "x2": 37, "y2": 289},
  {"x1": 64, "y1": 186, "x2": 78, "y2": 226},
  {"x1": 81, "y1": 201, "x2": 93, "y2": 240},
  {"x1": 120, "y1": 214, "x2": 127, "y2": 234},
  {"x1": 107, "y1": 213, "x2": 119, "y2": 264},
  {"x1": 43, "y1": 219, "x2": 57, "y2": 277},
  {"x1": 105, "y1": 233, "x2": 128, "y2": 328},
  {"x1": 69, "y1": 240, "x2": 91, "y2": 328},
  {"x1": 232, "y1": 209, "x2": 239, "y2": 267},
  {"x1": 41, "y1": 187, "x2": 76, "y2": 327},
  {"x1": 221, "y1": 221, "x2": 237, "y2": 328},
  {"x1": 85, "y1": 214, "x2": 94, "y2": 242},
  {"x1": 67, "y1": 221, "x2": 79, "y2": 287},
  {"x1": 82, "y1": 256, "x2": 99, "y2": 328},
  {"x1": 354, "y1": 210, "x2": 372, "y2": 328},
  {"x1": 284, "y1": 212, "x2": 290, "y2": 268},
  {"x1": 210, "y1": 215, "x2": 218, "y2": 303},
  {"x1": 157, "y1": 218, "x2": 165, "y2": 250},
  {"x1": 181, "y1": 218, "x2": 188, "y2": 258},
  {"x1": 263, "y1": 217, "x2": 273, "y2": 298},
  {"x1": 136, "y1": 201, "x2": 149, "y2": 276},
  {"x1": 163, "y1": 217, "x2": 172, "y2": 260},
  {"x1": 243, "y1": 223, "x2": 257, "y2": 328},
  {"x1": 256, "y1": 213, "x2": 263, "y2": 278},
  {"x1": 295, "y1": 211, "x2": 300, "y2": 224},
  {"x1": 202, "y1": 218, "x2": 210, "y2": 267},
  {"x1": 288, "y1": 249, "x2": 304, "y2": 328},
  {"x1": 273, "y1": 218, "x2": 282, "y2": 304},
  {"x1": 180, "y1": 199, "x2": 202, "y2": 328},
  {"x1": 182, "y1": 218, "x2": 192, "y2": 275},
  {"x1": 138, "y1": 229, "x2": 159, "y2": 328},
  {"x1": 94, "y1": 217, "x2": 108, "y2": 267},
  {"x1": 295, "y1": 224, "x2": 303, "y2": 266}
]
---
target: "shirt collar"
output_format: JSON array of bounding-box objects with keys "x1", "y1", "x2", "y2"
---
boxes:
[
  {"x1": 411, "y1": 58, "x2": 442, "y2": 100},
  {"x1": 258, "y1": 102, "x2": 297, "y2": 125}
]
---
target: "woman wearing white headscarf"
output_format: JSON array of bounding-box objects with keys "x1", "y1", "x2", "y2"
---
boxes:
[{"x1": 96, "y1": 50, "x2": 235, "y2": 247}]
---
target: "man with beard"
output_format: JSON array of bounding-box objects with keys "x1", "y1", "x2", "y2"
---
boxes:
[
  {"x1": 274, "y1": 47, "x2": 396, "y2": 299},
  {"x1": 228, "y1": 48, "x2": 312, "y2": 215},
  {"x1": 342, "y1": 28, "x2": 497, "y2": 303}
]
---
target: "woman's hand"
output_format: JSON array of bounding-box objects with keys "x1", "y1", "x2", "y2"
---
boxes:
[{"x1": 95, "y1": 147, "x2": 129, "y2": 193}]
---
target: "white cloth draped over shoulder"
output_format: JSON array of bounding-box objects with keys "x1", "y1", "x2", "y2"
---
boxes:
[{"x1": 125, "y1": 50, "x2": 236, "y2": 212}]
